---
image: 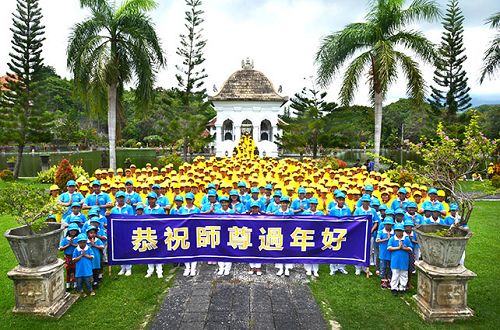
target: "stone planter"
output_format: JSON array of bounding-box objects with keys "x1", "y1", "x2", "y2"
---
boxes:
[
  {"x1": 413, "y1": 224, "x2": 476, "y2": 322},
  {"x1": 4, "y1": 222, "x2": 65, "y2": 268},
  {"x1": 414, "y1": 224, "x2": 472, "y2": 268}
]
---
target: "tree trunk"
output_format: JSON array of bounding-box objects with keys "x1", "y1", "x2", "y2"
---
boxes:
[
  {"x1": 373, "y1": 92, "x2": 383, "y2": 170},
  {"x1": 107, "y1": 83, "x2": 117, "y2": 170},
  {"x1": 13, "y1": 144, "x2": 24, "y2": 179}
]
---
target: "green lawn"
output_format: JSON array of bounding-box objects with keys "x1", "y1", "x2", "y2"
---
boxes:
[
  {"x1": 0, "y1": 214, "x2": 175, "y2": 330},
  {"x1": 458, "y1": 180, "x2": 499, "y2": 194},
  {"x1": 309, "y1": 201, "x2": 500, "y2": 329}
]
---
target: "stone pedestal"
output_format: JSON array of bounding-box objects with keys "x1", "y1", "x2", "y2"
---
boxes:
[
  {"x1": 7, "y1": 259, "x2": 78, "y2": 318},
  {"x1": 413, "y1": 260, "x2": 476, "y2": 322}
]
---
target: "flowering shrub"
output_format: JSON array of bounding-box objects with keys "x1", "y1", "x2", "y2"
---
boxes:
[
  {"x1": 0, "y1": 169, "x2": 14, "y2": 181},
  {"x1": 55, "y1": 159, "x2": 76, "y2": 192},
  {"x1": 316, "y1": 156, "x2": 348, "y2": 170},
  {"x1": 409, "y1": 114, "x2": 498, "y2": 229},
  {"x1": 37, "y1": 165, "x2": 57, "y2": 183}
]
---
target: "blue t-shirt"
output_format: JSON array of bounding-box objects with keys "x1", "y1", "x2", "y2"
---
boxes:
[
  {"x1": 63, "y1": 213, "x2": 87, "y2": 225},
  {"x1": 88, "y1": 238, "x2": 104, "y2": 269},
  {"x1": 72, "y1": 246, "x2": 94, "y2": 277},
  {"x1": 214, "y1": 207, "x2": 235, "y2": 215},
  {"x1": 84, "y1": 193, "x2": 112, "y2": 216},
  {"x1": 390, "y1": 198, "x2": 410, "y2": 212},
  {"x1": 302, "y1": 210, "x2": 325, "y2": 215},
  {"x1": 356, "y1": 195, "x2": 381, "y2": 208},
  {"x1": 353, "y1": 206, "x2": 380, "y2": 224},
  {"x1": 157, "y1": 195, "x2": 171, "y2": 208},
  {"x1": 404, "y1": 213, "x2": 424, "y2": 225},
  {"x1": 230, "y1": 202, "x2": 246, "y2": 214},
  {"x1": 376, "y1": 229, "x2": 394, "y2": 261},
  {"x1": 201, "y1": 202, "x2": 221, "y2": 213},
  {"x1": 442, "y1": 215, "x2": 458, "y2": 226},
  {"x1": 275, "y1": 208, "x2": 294, "y2": 215},
  {"x1": 58, "y1": 192, "x2": 85, "y2": 217},
  {"x1": 169, "y1": 206, "x2": 185, "y2": 215},
  {"x1": 329, "y1": 205, "x2": 352, "y2": 217},
  {"x1": 60, "y1": 236, "x2": 77, "y2": 256},
  {"x1": 421, "y1": 200, "x2": 445, "y2": 213},
  {"x1": 291, "y1": 198, "x2": 309, "y2": 214},
  {"x1": 245, "y1": 198, "x2": 266, "y2": 212},
  {"x1": 125, "y1": 191, "x2": 143, "y2": 211},
  {"x1": 144, "y1": 205, "x2": 166, "y2": 215},
  {"x1": 266, "y1": 201, "x2": 280, "y2": 214},
  {"x1": 179, "y1": 206, "x2": 201, "y2": 215},
  {"x1": 111, "y1": 204, "x2": 134, "y2": 215},
  {"x1": 388, "y1": 236, "x2": 413, "y2": 270}
]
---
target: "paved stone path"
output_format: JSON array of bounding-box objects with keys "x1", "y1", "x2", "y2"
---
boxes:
[{"x1": 150, "y1": 263, "x2": 328, "y2": 330}]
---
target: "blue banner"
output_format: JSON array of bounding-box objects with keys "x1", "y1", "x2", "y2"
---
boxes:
[{"x1": 107, "y1": 214, "x2": 372, "y2": 266}]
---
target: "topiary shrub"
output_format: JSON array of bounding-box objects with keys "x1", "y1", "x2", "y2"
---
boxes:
[
  {"x1": 54, "y1": 159, "x2": 76, "y2": 192},
  {"x1": 0, "y1": 169, "x2": 14, "y2": 181},
  {"x1": 492, "y1": 175, "x2": 500, "y2": 189}
]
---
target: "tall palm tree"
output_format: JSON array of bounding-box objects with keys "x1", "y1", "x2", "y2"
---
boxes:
[
  {"x1": 480, "y1": 11, "x2": 500, "y2": 83},
  {"x1": 67, "y1": 0, "x2": 165, "y2": 170},
  {"x1": 316, "y1": 0, "x2": 440, "y2": 169}
]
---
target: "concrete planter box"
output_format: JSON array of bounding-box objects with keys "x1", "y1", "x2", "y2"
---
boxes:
[
  {"x1": 414, "y1": 224, "x2": 472, "y2": 268},
  {"x1": 4, "y1": 222, "x2": 64, "y2": 268}
]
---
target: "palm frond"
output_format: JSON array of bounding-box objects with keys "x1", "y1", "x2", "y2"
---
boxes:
[
  {"x1": 339, "y1": 51, "x2": 372, "y2": 106},
  {"x1": 486, "y1": 11, "x2": 500, "y2": 28},
  {"x1": 394, "y1": 50, "x2": 425, "y2": 102},
  {"x1": 117, "y1": 0, "x2": 157, "y2": 17},
  {"x1": 480, "y1": 39, "x2": 500, "y2": 83},
  {"x1": 388, "y1": 29, "x2": 436, "y2": 63},
  {"x1": 399, "y1": 0, "x2": 441, "y2": 26}
]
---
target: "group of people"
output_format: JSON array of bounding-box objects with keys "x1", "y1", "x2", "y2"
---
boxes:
[{"x1": 53, "y1": 135, "x2": 464, "y2": 296}]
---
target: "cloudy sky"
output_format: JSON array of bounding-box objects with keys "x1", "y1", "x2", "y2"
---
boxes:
[{"x1": 0, "y1": 0, "x2": 498, "y2": 106}]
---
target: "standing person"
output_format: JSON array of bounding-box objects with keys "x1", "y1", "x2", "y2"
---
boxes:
[
  {"x1": 273, "y1": 197, "x2": 293, "y2": 276},
  {"x1": 390, "y1": 187, "x2": 409, "y2": 212},
  {"x1": 420, "y1": 188, "x2": 446, "y2": 216},
  {"x1": 111, "y1": 191, "x2": 134, "y2": 215},
  {"x1": 72, "y1": 234, "x2": 95, "y2": 297},
  {"x1": 59, "y1": 223, "x2": 80, "y2": 290},
  {"x1": 124, "y1": 179, "x2": 142, "y2": 212},
  {"x1": 214, "y1": 196, "x2": 234, "y2": 276},
  {"x1": 63, "y1": 202, "x2": 87, "y2": 226},
  {"x1": 86, "y1": 226, "x2": 104, "y2": 288},
  {"x1": 180, "y1": 192, "x2": 200, "y2": 277},
  {"x1": 291, "y1": 187, "x2": 309, "y2": 215},
  {"x1": 387, "y1": 223, "x2": 413, "y2": 295},
  {"x1": 353, "y1": 194, "x2": 379, "y2": 276},
  {"x1": 57, "y1": 180, "x2": 85, "y2": 218},
  {"x1": 328, "y1": 192, "x2": 351, "y2": 275},
  {"x1": 404, "y1": 220, "x2": 417, "y2": 288},
  {"x1": 200, "y1": 190, "x2": 220, "y2": 214},
  {"x1": 265, "y1": 190, "x2": 282, "y2": 214},
  {"x1": 82, "y1": 180, "x2": 113, "y2": 216},
  {"x1": 404, "y1": 202, "x2": 424, "y2": 225},
  {"x1": 229, "y1": 189, "x2": 246, "y2": 214},
  {"x1": 170, "y1": 195, "x2": 186, "y2": 215},
  {"x1": 302, "y1": 197, "x2": 323, "y2": 277},
  {"x1": 143, "y1": 192, "x2": 165, "y2": 278},
  {"x1": 376, "y1": 217, "x2": 394, "y2": 289}
]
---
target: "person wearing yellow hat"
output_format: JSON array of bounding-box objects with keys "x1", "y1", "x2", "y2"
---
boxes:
[{"x1": 436, "y1": 190, "x2": 450, "y2": 215}]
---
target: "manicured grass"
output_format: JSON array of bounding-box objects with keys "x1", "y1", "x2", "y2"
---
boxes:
[
  {"x1": 309, "y1": 201, "x2": 500, "y2": 329},
  {"x1": 458, "y1": 180, "x2": 499, "y2": 194},
  {"x1": 0, "y1": 178, "x2": 48, "y2": 190},
  {"x1": 0, "y1": 215, "x2": 175, "y2": 330}
]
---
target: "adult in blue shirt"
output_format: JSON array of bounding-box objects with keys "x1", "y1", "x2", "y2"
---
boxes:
[
  {"x1": 170, "y1": 195, "x2": 186, "y2": 215},
  {"x1": 291, "y1": 186, "x2": 309, "y2": 215},
  {"x1": 245, "y1": 187, "x2": 265, "y2": 211},
  {"x1": 152, "y1": 184, "x2": 171, "y2": 213},
  {"x1": 58, "y1": 180, "x2": 85, "y2": 217},
  {"x1": 353, "y1": 194, "x2": 379, "y2": 276},
  {"x1": 229, "y1": 190, "x2": 246, "y2": 214},
  {"x1": 201, "y1": 183, "x2": 218, "y2": 206},
  {"x1": 201, "y1": 190, "x2": 221, "y2": 214},
  {"x1": 302, "y1": 197, "x2": 324, "y2": 215},
  {"x1": 124, "y1": 180, "x2": 142, "y2": 212},
  {"x1": 144, "y1": 192, "x2": 166, "y2": 215},
  {"x1": 111, "y1": 191, "x2": 134, "y2": 215},
  {"x1": 274, "y1": 196, "x2": 293, "y2": 215},
  {"x1": 266, "y1": 191, "x2": 282, "y2": 214},
  {"x1": 420, "y1": 188, "x2": 446, "y2": 216},
  {"x1": 180, "y1": 192, "x2": 201, "y2": 215},
  {"x1": 237, "y1": 181, "x2": 251, "y2": 204},
  {"x1": 355, "y1": 185, "x2": 380, "y2": 209},
  {"x1": 390, "y1": 187, "x2": 410, "y2": 212},
  {"x1": 83, "y1": 180, "x2": 113, "y2": 216}
]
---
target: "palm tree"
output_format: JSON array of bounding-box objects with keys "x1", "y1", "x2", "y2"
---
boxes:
[
  {"x1": 67, "y1": 0, "x2": 165, "y2": 170},
  {"x1": 480, "y1": 12, "x2": 500, "y2": 83},
  {"x1": 316, "y1": 0, "x2": 440, "y2": 169}
]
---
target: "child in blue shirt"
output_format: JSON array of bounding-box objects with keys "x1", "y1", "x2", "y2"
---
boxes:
[
  {"x1": 59, "y1": 223, "x2": 80, "y2": 290},
  {"x1": 404, "y1": 202, "x2": 424, "y2": 225},
  {"x1": 302, "y1": 197, "x2": 323, "y2": 277},
  {"x1": 72, "y1": 234, "x2": 95, "y2": 297},
  {"x1": 274, "y1": 196, "x2": 293, "y2": 215},
  {"x1": 170, "y1": 195, "x2": 186, "y2": 215},
  {"x1": 353, "y1": 194, "x2": 379, "y2": 276},
  {"x1": 328, "y1": 192, "x2": 351, "y2": 275},
  {"x1": 387, "y1": 223, "x2": 413, "y2": 295},
  {"x1": 376, "y1": 217, "x2": 394, "y2": 289},
  {"x1": 111, "y1": 191, "x2": 134, "y2": 215},
  {"x1": 215, "y1": 196, "x2": 234, "y2": 276},
  {"x1": 404, "y1": 220, "x2": 418, "y2": 289},
  {"x1": 63, "y1": 202, "x2": 87, "y2": 226},
  {"x1": 86, "y1": 226, "x2": 105, "y2": 288},
  {"x1": 442, "y1": 203, "x2": 461, "y2": 226},
  {"x1": 266, "y1": 191, "x2": 282, "y2": 214}
]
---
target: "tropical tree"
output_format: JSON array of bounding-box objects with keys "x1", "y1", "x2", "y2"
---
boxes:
[
  {"x1": 429, "y1": 0, "x2": 471, "y2": 117},
  {"x1": 316, "y1": 0, "x2": 441, "y2": 169},
  {"x1": 0, "y1": 0, "x2": 54, "y2": 178},
  {"x1": 480, "y1": 11, "x2": 500, "y2": 83},
  {"x1": 67, "y1": 0, "x2": 165, "y2": 170}
]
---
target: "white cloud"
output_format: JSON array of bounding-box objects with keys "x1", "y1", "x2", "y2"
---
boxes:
[{"x1": 0, "y1": 0, "x2": 497, "y2": 106}]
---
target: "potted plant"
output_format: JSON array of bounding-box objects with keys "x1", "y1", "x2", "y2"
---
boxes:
[{"x1": 1, "y1": 183, "x2": 65, "y2": 268}]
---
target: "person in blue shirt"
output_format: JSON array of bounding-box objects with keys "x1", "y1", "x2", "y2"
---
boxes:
[
  {"x1": 143, "y1": 192, "x2": 165, "y2": 279},
  {"x1": 86, "y1": 226, "x2": 104, "y2": 288},
  {"x1": 57, "y1": 180, "x2": 85, "y2": 218},
  {"x1": 442, "y1": 203, "x2": 461, "y2": 226},
  {"x1": 404, "y1": 220, "x2": 418, "y2": 288},
  {"x1": 83, "y1": 180, "x2": 113, "y2": 216},
  {"x1": 404, "y1": 202, "x2": 424, "y2": 225},
  {"x1": 328, "y1": 192, "x2": 351, "y2": 276},
  {"x1": 274, "y1": 196, "x2": 293, "y2": 215},
  {"x1": 422, "y1": 205, "x2": 442, "y2": 224},
  {"x1": 215, "y1": 196, "x2": 234, "y2": 276},
  {"x1": 111, "y1": 191, "x2": 134, "y2": 215},
  {"x1": 63, "y1": 202, "x2": 87, "y2": 226},
  {"x1": 302, "y1": 197, "x2": 323, "y2": 277},
  {"x1": 201, "y1": 190, "x2": 221, "y2": 214},
  {"x1": 59, "y1": 223, "x2": 80, "y2": 290},
  {"x1": 355, "y1": 185, "x2": 380, "y2": 209},
  {"x1": 390, "y1": 187, "x2": 410, "y2": 212},
  {"x1": 387, "y1": 223, "x2": 413, "y2": 294},
  {"x1": 201, "y1": 183, "x2": 218, "y2": 205},
  {"x1": 421, "y1": 204, "x2": 433, "y2": 224},
  {"x1": 245, "y1": 187, "x2": 265, "y2": 212},
  {"x1": 152, "y1": 184, "x2": 171, "y2": 213},
  {"x1": 170, "y1": 195, "x2": 186, "y2": 215},
  {"x1": 135, "y1": 204, "x2": 145, "y2": 215},
  {"x1": 291, "y1": 186, "x2": 309, "y2": 215},
  {"x1": 266, "y1": 190, "x2": 282, "y2": 214},
  {"x1": 124, "y1": 180, "x2": 142, "y2": 212},
  {"x1": 420, "y1": 188, "x2": 446, "y2": 216},
  {"x1": 376, "y1": 217, "x2": 395, "y2": 289},
  {"x1": 394, "y1": 208, "x2": 405, "y2": 224},
  {"x1": 259, "y1": 183, "x2": 274, "y2": 211},
  {"x1": 72, "y1": 234, "x2": 95, "y2": 297},
  {"x1": 353, "y1": 194, "x2": 379, "y2": 276},
  {"x1": 229, "y1": 190, "x2": 246, "y2": 214},
  {"x1": 237, "y1": 181, "x2": 251, "y2": 204},
  {"x1": 181, "y1": 192, "x2": 200, "y2": 277}
]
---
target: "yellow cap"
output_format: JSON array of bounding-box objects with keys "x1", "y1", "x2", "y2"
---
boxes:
[{"x1": 49, "y1": 184, "x2": 59, "y2": 191}]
